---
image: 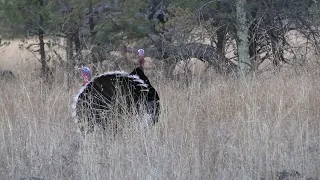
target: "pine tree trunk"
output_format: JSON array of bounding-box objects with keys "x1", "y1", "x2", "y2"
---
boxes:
[
  {"x1": 216, "y1": 26, "x2": 226, "y2": 57},
  {"x1": 89, "y1": 1, "x2": 95, "y2": 37},
  {"x1": 73, "y1": 30, "x2": 82, "y2": 65},
  {"x1": 236, "y1": 0, "x2": 251, "y2": 75},
  {"x1": 39, "y1": 0, "x2": 47, "y2": 80},
  {"x1": 74, "y1": 31, "x2": 81, "y2": 53},
  {"x1": 268, "y1": 29, "x2": 283, "y2": 71},
  {"x1": 88, "y1": 0, "x2": 97, "y2": 74},
  {"x1": 66, "y1": 33, "x2": 74, "y2": 89}
]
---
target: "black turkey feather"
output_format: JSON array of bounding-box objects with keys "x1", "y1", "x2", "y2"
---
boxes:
[
  {"x1": 72, "y1": 49, "x2": 160, "y2": 135},
  {"x1": 130, "y1": 67, "x2": 160, "y2": 123}
]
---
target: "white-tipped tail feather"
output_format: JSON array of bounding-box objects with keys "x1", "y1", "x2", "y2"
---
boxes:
[{"x1": 71, "y1": 70, "x2": 149, "y2": 123}]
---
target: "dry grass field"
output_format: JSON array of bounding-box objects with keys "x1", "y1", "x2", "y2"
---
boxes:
[
  {"x1": 0, "y1": 59, "x2": 319, "y2": 179},
  {"x1": 0, "y1": 34, "x2": 320, "y2": 179}
]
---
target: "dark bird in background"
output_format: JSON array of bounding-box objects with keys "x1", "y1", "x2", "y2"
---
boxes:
[
  {"x1": 0, "y1": 70, "x2": 15, "y2": 80},
  {"x1": 72, "y1": 49, "x2": 160, "y2": 136}
]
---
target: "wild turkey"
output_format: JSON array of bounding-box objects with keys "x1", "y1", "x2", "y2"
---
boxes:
[
  {"x1": 72, "y1": 49, "x2": 160, "y2": 135},
  {"x1": 0, "y1": 70, "x2": 15, "y2": 80}
]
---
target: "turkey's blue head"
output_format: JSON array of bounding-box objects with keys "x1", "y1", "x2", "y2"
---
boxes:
[{"x1": 78, "y1": 67, "x2": 92, "y2": 85}]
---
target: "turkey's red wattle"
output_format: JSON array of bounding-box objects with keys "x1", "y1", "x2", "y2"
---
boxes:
[
  {"x1": 81, "y1": 74, "x2": 91, "y2": 86},
  {"x1": 138, "y1": 56, "x2": 145, "y2": 67}
]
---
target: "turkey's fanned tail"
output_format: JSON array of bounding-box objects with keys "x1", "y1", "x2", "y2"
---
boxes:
[{"x1": 71, "y1": 71, "x2": 149, "y2": 124}]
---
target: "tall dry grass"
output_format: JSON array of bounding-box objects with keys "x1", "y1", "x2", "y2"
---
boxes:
[{"x1": 0, "y1": 67, "x2": 319, "y2": 180}]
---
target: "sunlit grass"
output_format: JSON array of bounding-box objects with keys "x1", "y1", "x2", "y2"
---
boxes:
[{"x1": 0, "y1": 64, "x2": 319, "y2": 179}]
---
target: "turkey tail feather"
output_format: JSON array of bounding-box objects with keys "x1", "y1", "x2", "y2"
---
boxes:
[{"x1": 71, "y1": 71, "x2": 151, "y2": 135}]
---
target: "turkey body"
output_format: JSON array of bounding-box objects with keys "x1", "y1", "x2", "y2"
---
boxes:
[
  {"x1": 130, "y1": 67, "x2": 160, "y2": 123},
  {"x1": 72, "y1": 70, "x2": 160, "y2": 136}
]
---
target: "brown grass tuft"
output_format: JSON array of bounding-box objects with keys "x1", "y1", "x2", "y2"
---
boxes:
[{"x1": 0, "y1": 66, "x2": 319, "y2": 179}]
